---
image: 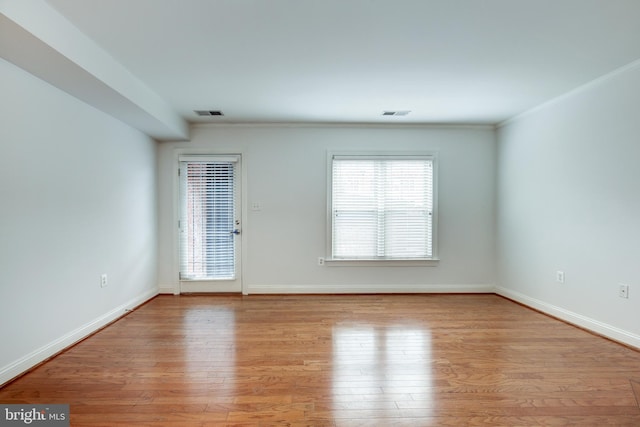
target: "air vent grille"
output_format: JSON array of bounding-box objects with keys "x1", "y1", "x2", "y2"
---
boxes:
[
  {"x1": 194, "y1": 110, "x2": 224, "y2": 116},
  {"x1": 382, "y1": 110, "x2": 411, "y2": 116}
]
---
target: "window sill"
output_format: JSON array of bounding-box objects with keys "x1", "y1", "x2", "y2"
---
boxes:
[{"x1": 324, "y1": 258, "x2": 439, "y2": 267}]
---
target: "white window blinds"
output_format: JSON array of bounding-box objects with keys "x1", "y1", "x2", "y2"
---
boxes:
[
  {"x1": 331, "y1": 156, "x2": 434, "y2": 260},
  {"x1": 179, "y1": 159, "x2": 236, "y2": 280}
]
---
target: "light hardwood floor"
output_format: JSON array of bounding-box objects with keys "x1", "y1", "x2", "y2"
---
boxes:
[{"x1": 1, "y1": 294, "x2": 639, "y2": 426}]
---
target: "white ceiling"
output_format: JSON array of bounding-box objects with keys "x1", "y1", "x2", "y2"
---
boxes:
[{"x1": 7, "y1": 1, "x2": 640, "y2": 133}]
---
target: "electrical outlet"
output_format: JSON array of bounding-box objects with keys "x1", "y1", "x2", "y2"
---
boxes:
[
  {"x1": 556, "y1": 271, "x2": 565, "y2": 283},
  {"x1": 101, "y1": 274, "x2": 108, "y2": 288},
  {"x1": 318, "y1": 257, "x2": 325, "y2": 266},
  {"x1": 619, "y1": 284, "x2": 629, "y2": 299}
]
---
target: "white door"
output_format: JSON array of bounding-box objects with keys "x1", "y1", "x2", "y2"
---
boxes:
[{"x1": 178, "y1": 155, "x2": 241, "y2": 293}]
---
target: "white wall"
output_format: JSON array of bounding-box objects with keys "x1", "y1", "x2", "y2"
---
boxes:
[
  {"x1": 496, "y1": 63, "x2": 640, "y2": 347},
  {"x1": 0, "y1": 58, "x2": 158, "y2": 384},
  {"x1": 158, "y1": 124, "x2": 496, "y2": 294}
]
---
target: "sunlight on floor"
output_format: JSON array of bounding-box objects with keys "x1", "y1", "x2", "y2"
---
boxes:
[{"x1": 332, "y1": 324, "x2": 433, "y2": 419}]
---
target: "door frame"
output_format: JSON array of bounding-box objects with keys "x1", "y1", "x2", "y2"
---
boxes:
[{"x1": 171, "y1": 149, "x2": 247, "y2": 294}]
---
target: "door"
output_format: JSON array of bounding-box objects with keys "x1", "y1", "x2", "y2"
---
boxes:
[{"x1": 178, "y1": 155, "x2": 242, "y2": 292}]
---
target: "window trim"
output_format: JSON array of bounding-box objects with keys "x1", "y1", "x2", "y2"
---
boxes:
[{"x1": 326, "y1": 151, "x2": 439, "y2": 266}]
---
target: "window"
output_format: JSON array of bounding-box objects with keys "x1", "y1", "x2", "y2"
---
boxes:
[
  {"x1": 179, "y1": 157, "x2": 238, "y2": 280},
  {"x1": 330, "y1": 154, "x2": 436, "y2": 261}
]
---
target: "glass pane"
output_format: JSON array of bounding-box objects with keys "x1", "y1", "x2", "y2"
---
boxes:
[
  {"x1": 332, "y1": 157, "x2": 433, "y2": 259},
  {"x1": 181, "y1": 162, "x2": 235, "y2": 280}
]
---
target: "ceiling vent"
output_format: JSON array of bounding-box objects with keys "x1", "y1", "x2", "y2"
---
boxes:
[
  {"x1": 382, "y1": 110, "x2": 411, "y2": 116},
  {"x1": 194, "y1": 110, "x2": 224, "y2": 116}
]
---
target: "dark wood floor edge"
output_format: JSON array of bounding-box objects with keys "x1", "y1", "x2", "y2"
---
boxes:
[
  {"x1": 0, "y1": 294, "x2": 161, "y2": 389},
  {"x1": 630, "y1": 379, "x2": 640, "y2": 408},
  {"x1": 495, "y1": 293, "x2": 640, "y2": 353}
]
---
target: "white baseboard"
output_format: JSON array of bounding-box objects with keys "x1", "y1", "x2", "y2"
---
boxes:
[
  {"x1": 0, "y1": 288, "x2": 158, "y2": 387},
  {"x1": 495, "y1": 286, "x2": 640, "y2": 349},
  {"x1": 247, "y1": 283, "x2": 495, "y2": 294},
  {"x1": 158, "y1": 284, "x2": 179, "y2": 295}
]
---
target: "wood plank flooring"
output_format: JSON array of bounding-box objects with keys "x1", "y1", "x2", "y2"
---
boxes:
[{"x1": 1, "y1": 294, "x2": 639, "y2": 426}]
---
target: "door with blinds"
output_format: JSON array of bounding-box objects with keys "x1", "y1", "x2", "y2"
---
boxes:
[{"x1": 178, "y1": 155, "x2": 241, "y2": 293}]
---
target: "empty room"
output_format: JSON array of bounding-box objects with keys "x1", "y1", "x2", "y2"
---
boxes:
[{"x1": 1, "y1": 0, "x2": 639, "y2": 425}]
